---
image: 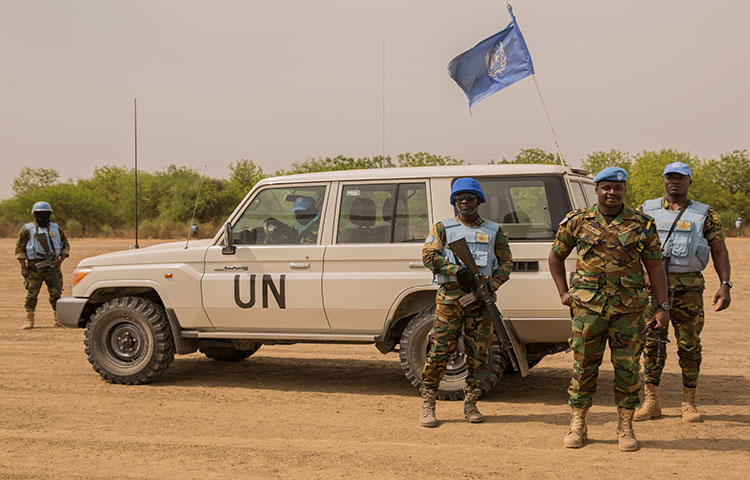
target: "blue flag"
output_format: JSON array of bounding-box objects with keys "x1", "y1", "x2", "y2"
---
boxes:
[{"x1": 448, "y1": 7, "x2": 535, "y2": 109}]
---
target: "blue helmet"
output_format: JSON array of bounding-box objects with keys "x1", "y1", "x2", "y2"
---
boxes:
[
  {"x1": 450, "y1": 177, "x2": 485, "y2": 205},
  {"x1": 31, "y1": 201, "x2": 52, "y2": 214},
  {"x1": 291, "y1": 196, "x2": 316, "y2": 212}
]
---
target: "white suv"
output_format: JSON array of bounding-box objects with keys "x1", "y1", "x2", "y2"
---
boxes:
[{"x1": 58, "y1": 164, "x2": 595, "y2": 399}]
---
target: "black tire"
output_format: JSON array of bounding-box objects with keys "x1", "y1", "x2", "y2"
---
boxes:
[
  {"x1": 199, "y1": 343, "x2": 261, "y2": 362},
  {"x1": 398, "y1": 306, "x2": 507, "y2": 401},
  {"x1": 84, "y1": 296, "x2": 175, "y2": 385}
]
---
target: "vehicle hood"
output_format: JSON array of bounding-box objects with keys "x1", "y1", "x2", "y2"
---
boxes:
[{"x1": 77, "y1": 240, "x2": 213, "y2": 267}]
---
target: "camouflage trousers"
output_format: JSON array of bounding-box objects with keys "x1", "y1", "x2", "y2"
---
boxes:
[
  {"x1": 568, "y1": 302, "x2": 645, "y2": 409},
  {"x1": 24, "y1": 265, "x2": 63, "y2": 312},
  {"x1": 422, "y1": 302, "x2": 493, "y2": 395},
  {"x1": 642, "y1": 286, "x2": 704, "y2": 388}
]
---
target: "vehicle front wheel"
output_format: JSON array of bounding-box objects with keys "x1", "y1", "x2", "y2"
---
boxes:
[
  {"x1": 84, "y1": 296, "x2": 175, "y2": 384},
  {"x1": 398, "y1": 306, "x2": 506, "y2": 401}
]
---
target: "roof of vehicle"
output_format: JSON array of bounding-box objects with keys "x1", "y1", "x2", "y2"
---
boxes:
[{"x1": 257, "y1": 164, "x2": 592, "y2": 186}]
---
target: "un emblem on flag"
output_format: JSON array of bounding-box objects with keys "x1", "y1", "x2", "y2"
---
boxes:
[{"x1": 485, "y1": 41, "x2": 508, "y2": 79}]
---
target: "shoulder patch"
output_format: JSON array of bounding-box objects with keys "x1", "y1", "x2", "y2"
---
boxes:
[
  {"x1": 559, "y1": 208, "x2": 586, "y2": 226},
  {"x1": 425, "y1": 234, "x2": 435, "y2": 244}
]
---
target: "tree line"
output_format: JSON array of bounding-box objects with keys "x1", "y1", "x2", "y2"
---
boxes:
[{"x1": 1, "y1": 148, "x2": 747, "y2": 238}]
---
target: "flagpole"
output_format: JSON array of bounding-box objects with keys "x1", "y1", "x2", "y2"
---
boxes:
[
  {"x1": 530, "y1": 76, "x2": 567, "y2": 167},
  {"x1": 505, "y1": 1, "x2": 567, "y2": 168}
]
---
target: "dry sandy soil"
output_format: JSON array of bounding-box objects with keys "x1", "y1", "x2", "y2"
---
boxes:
[{"x1": 1, "y1": 237, "x2": 748, "y2": 479}]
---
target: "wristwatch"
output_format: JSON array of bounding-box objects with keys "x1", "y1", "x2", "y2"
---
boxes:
[
  {"x1": 721, "y1": 280, "x2": 733, "y2": 288},
  {"x1": 658, "y1": 301, "x2": 671, "y2": 311}
]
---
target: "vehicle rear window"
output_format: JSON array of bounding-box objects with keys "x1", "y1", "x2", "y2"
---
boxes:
[
  {"x1": 337, "y1": 182, "x2": 429, "y2": 243},
  {"x1": 459, "y1": 176, "x2": 571, "y2": 241}
]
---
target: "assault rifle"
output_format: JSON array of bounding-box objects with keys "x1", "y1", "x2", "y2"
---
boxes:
[
  {"x1": 34, "y1": 232, "x2": 61, "y2": 291},
  {"x1": 448, "y1": 237, "x2": 528, "y2": 375}
]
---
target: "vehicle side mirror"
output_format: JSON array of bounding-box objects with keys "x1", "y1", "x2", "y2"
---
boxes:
[{"x1": 222, "y1": 222, "x2": 236, "y2": 255}]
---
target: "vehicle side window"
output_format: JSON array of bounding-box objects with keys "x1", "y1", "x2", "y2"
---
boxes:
[
  {"x1": 337, "y1": 182, "x2": 429, "y2": 243},
  {"x1": 472, "y1": 176, "x2": 570, "y2": 241},
  {"x1": 570, "y1": 181, "x2": 587, "y2": 208},
  {"x1": 581, "y1": 182, "x2": 596, "y2": 205},
  {"x1": 232, "y1": 185, "x2": 326, "y2": 245}
]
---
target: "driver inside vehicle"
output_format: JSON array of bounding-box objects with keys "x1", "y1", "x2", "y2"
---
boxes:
[{"x1": 292, "y1": 196, "x2": 321, "y2": 244}]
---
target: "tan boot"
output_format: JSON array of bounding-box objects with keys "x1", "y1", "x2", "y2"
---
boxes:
[
  {"x1": 563, "y1": 406, "x2": 589, "y2": 448},
  {"x1": 420, "y1": 390, "x2": 438, "y2": 428},
  {"x1": 463, "y1": 389, "x2": 484, "y2": 423},
  {"x1": 53, "y1": 309, "x2": 60, "y2": 327},
  {"x1": 634, "y1": 383, "x2": 662, "y2": 421},
  {"x1": 616, "y1": 407, "x2": 640, "y2": 452},
  {"x1": 22, "y1": 312, "x2": 34, "y2": 330},
  {"x1": 681, "y1": 387, "x2": 703, "y2": 423}
]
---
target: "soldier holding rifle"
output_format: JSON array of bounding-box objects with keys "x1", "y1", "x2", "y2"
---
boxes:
[
  {"x1": 548, "y1": 167, "x2": 669, "y2": 452},
  {"x1": 15, "y1": 201, "x2": 70, "y2": 329},
  {"x1": 420, "y1": 178, "x2": 513, "y2": 427},
  {"x1": 636, "y1": 162, "x2": 731, "y2": 423}
]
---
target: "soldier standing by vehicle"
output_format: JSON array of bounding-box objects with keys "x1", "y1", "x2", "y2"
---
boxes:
[
  {"x1": 548, "y1": 167, "x2": 669, "y2": 452},
  {"x1": 635, "y1": 162, "x2": 731, "y2": 423},
  {"x1": 420, "y1": 178, "x2": 513, "y2": 428},
  {"x1": 16, "y1": 201, "x2": 70, "y2": 329}
]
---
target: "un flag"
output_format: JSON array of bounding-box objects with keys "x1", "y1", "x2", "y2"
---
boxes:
[{"x1": 448, "y1": 9, "x2": 535, "y2": 109}]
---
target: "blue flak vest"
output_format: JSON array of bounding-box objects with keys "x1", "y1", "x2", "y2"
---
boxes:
[
  {"x1": 433, "y1": 217, "x2": 500, "y2": 284},
  {"x1": 25, "y1": 222, "x2": 63, "y2": 260},
  {"x1": 641, "y1": 198, "x2": 710, "y2": 273}
]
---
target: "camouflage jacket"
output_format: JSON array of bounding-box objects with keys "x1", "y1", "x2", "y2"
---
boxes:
[
  {"x1": 551, "y1": 204, "x2": 662, "y2": 313},
  {"x1": 423, "y1": 216, "x2": 513, "y2": 305}
]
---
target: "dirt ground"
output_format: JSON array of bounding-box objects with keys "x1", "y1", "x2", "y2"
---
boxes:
[{"x1": 0, "y1": 237, "x2": 748, "y2": 479}]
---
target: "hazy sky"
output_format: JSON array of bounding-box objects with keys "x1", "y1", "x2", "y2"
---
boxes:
[{"x1": 2, "y1": 1, "x2": 748, "y2": 199}]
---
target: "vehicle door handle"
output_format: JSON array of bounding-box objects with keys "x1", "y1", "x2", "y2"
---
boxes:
[
  {"x1": 290, "y1": 262, "x2": 311, "y2": 269},
  {"x1": 408, "y1": 262, "x2": 425, "y2": 268}
]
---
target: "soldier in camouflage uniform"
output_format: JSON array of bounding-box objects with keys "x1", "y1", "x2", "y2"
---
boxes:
[
  {"x1": 16, "y1": 202, "x2": 70, "y2": 329},
  {"x1": 548, "y1": 167, "x2": 670, "y2": 452},
  {"x1": 635, "y1": 162, "x2": 731, "y2": 423},
  {"x1": 420, "y1": 177, "x2": 513, "y2": 428}
]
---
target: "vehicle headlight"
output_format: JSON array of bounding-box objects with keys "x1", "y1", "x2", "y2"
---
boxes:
[{"x1": 72, "y1": 267, "x2": 93, "y2": 286}]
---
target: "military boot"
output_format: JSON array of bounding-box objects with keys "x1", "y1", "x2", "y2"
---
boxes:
[
  {"x1": 22, "y1": 311, "x2": 34, "y2": 330},
  {"x1": 634, "y1": 383, "x2": 662, "y2": 421},
  {"x1": 616, "y1": 407, "x2": 640, "y2": 452},
  {"x1": 463, "y1": 389, "x2": 484, "y2": 423},
  {"x1": 563, "y1": 406, "x2": 589, "y2": 448},
  {"x1": 53, "y1": 309, "x2": 60, "y2": 327},
  {"x1": 681, "y1": 387, "x2": 702, "y2": 423},
  {"x1": 420, "y1": 390, "x2": 438, "y2": 428}
]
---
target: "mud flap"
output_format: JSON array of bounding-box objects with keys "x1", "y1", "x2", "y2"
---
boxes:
[{"x1": 502, "y1": 318, "x2": 530, "y2": 377}]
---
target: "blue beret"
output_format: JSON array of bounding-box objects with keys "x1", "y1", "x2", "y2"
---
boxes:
[
  {"x1": 663, "y1": 161, "x2": 691, "y2": 177},
  {"x1": 292, "y1": 196, "x2": 315, "y2": 212},
  {"x1": 593, "y1": 167, "x2": 627, "y2": 184}
]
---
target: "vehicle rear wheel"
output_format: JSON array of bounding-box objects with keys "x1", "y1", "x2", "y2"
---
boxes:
[
  {"x1": 84, "y1": 296, "x2": 174, "y2": 385},
  {"x1": 398, "y1": 306, "x2": 506, "y2": 401},
  {"x1": 199, "y1": 343, "x2": 261, "y2": 362}
]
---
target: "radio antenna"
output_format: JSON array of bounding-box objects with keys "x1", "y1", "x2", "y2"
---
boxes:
[{"x1": 134, "y1": 98, "x2": 140, "y2": 249}]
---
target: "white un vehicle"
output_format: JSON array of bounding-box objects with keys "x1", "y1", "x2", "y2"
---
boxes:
[{"x1": 58, "y1": 164, "x2": 595, "y2": 399}]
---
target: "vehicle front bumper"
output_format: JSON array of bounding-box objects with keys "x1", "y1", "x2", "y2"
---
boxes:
[{"x1": 56, "y1": 296, "x2": 88, "y2": 327}]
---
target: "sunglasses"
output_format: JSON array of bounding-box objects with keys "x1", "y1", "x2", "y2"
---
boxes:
[{"x1": 454, "y1": 194, "x2": 478, "y2": 203}]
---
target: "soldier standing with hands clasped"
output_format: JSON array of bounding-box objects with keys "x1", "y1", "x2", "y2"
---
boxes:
[
  {"x1": 635, "y1": 162, "x2": 731, "y2": 423},
  {"x1": 16, "y1": 201, "x2": 70, "y2": 329},
  {"x1": 548, "y1": 167, "x2": 669, "y2": 452},
  {"x1": 420, "y1": 178, "x2": 513, "y2": 428}
]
